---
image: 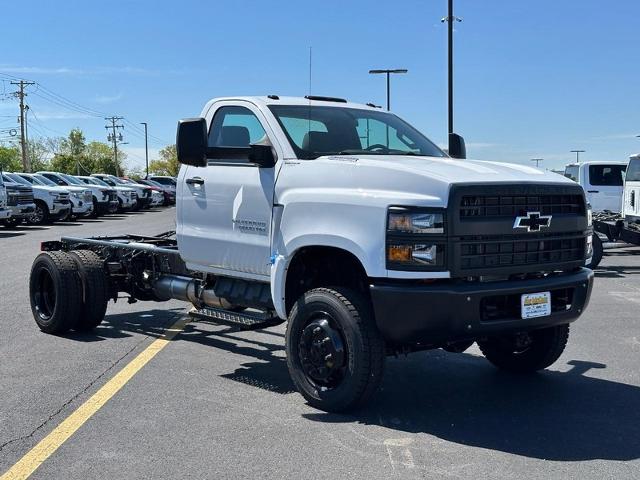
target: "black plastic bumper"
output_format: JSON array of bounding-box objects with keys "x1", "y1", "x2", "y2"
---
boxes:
[
  {"x1": 370, "y1": 268, "x2": 594, "y2": 345},
  {"x1": 96, "y1": 200, "x2": 118, "y2": 215}
]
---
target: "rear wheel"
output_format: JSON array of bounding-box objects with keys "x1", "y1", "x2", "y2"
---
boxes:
[
  {"x1": 477, "y1": 324, "x2": 570, "y2": 373},
  {"x1": 29, "y1": 251, "x2": 82, "y2": 334},
  {"x1": 286, "y1": 287, "x2": 385, "y2": 412},
  {"x1": 69, "y1": 250, "x2": 109, "y2": 330}
]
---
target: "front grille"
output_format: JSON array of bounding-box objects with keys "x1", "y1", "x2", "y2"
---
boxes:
[
  {"x1": 460, "y1": 232, "x2": 585, "y2": 270},
  {"x1": 460, "y1": 194, "x2": 585, "y2": 219},
  {"x1": 107, "y1": 191, "x2": 117, "y2": 201},
  {"x1": 131, "y1": 192, "x2": 138, "y2": 200},
  {"x1": 7, "y1": 187, "x2": 33, "y2": 206}
]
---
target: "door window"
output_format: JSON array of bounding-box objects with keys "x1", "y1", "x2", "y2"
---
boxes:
[
  {"x1": 626, "y1": 158, "x2": 640, "y2": 182},
  {"x1": 564, "y1": 166, "x2": 579, "y2": 182},
  {"x1": 589, "y1": 165, "x2": 626, "y2": 186},
  {"x1": 208, "y1": 106, "x2": 267, "y2": 149}
]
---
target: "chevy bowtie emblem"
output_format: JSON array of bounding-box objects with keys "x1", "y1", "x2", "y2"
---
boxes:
[{"x1": 513, "y1": 211, "x2": 552, "y2": 232}]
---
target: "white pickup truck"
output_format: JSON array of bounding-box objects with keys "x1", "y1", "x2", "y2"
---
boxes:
[
  {"x1": 564, "y1": 161, "x2": 627, "y2": 213},
  {"x1": 29, "y1": 96, "x2": 594, "y2": 411}
]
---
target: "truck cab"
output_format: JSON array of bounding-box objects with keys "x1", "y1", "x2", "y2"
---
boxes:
[
  {"x1": 623, "y1": 154, "x2": 640, "y2": 223},
  {"x1": 564, "y1": 161, "x2": 627, "y2": 213}
]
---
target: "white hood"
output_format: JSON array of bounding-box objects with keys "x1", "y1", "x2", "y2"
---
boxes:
[{"x1": 278, "y1": 155, "x2": 577, "y2": 209}]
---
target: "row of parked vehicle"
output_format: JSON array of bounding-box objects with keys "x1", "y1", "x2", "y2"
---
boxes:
[{"x1": 0, "y1": 172, "x2": 176, "y2": 227}]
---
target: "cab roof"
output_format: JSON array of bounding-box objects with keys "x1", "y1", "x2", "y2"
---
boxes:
[{"x1": 203, "y1": 95, "x2": 381, "y2": 112}]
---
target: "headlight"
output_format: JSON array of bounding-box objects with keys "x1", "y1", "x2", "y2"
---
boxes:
[
  {"x1": 71, "y1": 192, "x2": 80, "y2": 199},
  {"x1": 388, "y1": 209, "x2": 444, "y2": 234},
  {"x1": 386, "y1": 207, "x2": 446, "y2": 270}
]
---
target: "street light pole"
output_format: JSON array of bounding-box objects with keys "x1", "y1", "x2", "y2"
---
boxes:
[
  {"x1": 570, "y1": 149, "x2": 585, "y2": 163},
  {"x1": 442, "y1": 0, "x2": 462, "y2": 139},
  {"x1": 141, "y1": 122, "x2": 149, "y2": 179},
  {"x1": 530, "y1": 158, "x2": 543, "y2": 168},
  {"x1": 368, "y1": 69, "x2": 408, "y2": 111}
]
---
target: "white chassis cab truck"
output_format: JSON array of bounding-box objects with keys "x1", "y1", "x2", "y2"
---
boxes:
[
  {"x1": 29, "y1": 96, "x2": 594, "y2": 412},
  {"x1": 563, "y1": 160, "x2": 627, "y2": 213}
]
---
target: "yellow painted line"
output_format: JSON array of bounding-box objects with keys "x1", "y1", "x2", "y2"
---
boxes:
[{"x1": 1, "y1": 316, "x2": 190, "y2": 480}]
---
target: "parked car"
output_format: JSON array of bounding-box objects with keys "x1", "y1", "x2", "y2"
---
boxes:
[
  {"x1": 118, "y1": 177, "x2": 156, "y2": 209},
  {"x1": 148, "y1": 175, "x2": 176, "y2": 194},
  {"x1": 37, "y1": 171, "x2": 115, "y2": 217},
  {"x1": 138, "y1": 178, "x2": 176, "y2": 205},
  {"x1": 0, "y1": 174, "x2": 12, "y2": 223},
  {"x1": 7, "y1": 173, "x2": 71, "y2": 225},
  {"x1": 564, "y1": 161, "x2": 627, "y2": 213},
  {"x1": 91, "y1": 174, "x2": 152, "y2": 210},
  {"x1": 0, "y1": 175, "x2": 36, "y2": 227},
  {"x1": 35, "y1": 172, "x2": 93, "y2": 219},
  {"x1": 76, "y1": 176, "x2": 136, "y2": 212}
]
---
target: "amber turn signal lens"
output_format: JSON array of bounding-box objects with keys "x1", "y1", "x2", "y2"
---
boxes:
[{"x1": 387, "y1": 245, "x2": 412, "y2": 262}]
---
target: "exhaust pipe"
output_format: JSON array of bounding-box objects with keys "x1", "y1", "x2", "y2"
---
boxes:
[{"x1": 152, "y1": 275, "x2": 227, "y2": 308}]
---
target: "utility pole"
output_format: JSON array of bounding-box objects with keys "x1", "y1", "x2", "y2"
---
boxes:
[
  {"x1": 141, "y1": 122, "x2": 149, "y2": 178},
  {"x1": 530, "y1": 158, "x2": 543, "y2": 168},
  {"x1": 570, "y1": 149, "x2": 585, "y2": 163},
  {"x1": 105, "y1": 116, "x2": 124, "y2": 176},
  {"x1": 441, "y1": 0, "x2": 462, "y2": 150},
  {"x1": 368, "y1": 69, "x2": 408, "y2": 111},
  {"x1": 10, "y1": 80, "x2": 36, "y2": 172}
]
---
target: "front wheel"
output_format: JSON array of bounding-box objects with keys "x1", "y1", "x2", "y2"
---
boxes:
[
  {"x1": 477, "y1": 324, "x2": 570, "y2": 373},
  {"x1": 286, "y1": 287, "x2": 385, "y2": 412},
  {"x1": 587, "y1": 234, "x2": 603, "y2": 269},
  {"x1": 28, "y1": 201, "x2": 49, "y2": 225}
]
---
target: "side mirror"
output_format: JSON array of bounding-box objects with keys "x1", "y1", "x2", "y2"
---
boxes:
[
  {"x1": 58, "y1": 180, "x2": 66, "y2": 186},
  {"x1": 176, "y1": 118, "x2": 208, "y2": 167},
  {"x1": 249, "y1": 143, "x2": 276, "y2": 168},
  {"x1": 448, "y1": 133, "x2": 466, "y2": 160}
]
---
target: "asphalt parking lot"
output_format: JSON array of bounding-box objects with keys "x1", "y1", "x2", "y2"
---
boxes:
[{"x1": 1, "y1": 208, "x2": 639, "y2": 479}]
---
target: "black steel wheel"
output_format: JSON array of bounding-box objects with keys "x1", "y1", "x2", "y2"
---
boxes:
[
  {"x1": 477, "y1": 324, "x2": 570, "y2": 373},
  {"x1": 69, "y1": 250, "x2": 110, "y2": 330},
  {"x1": 286, "y1": 287, "x2": 385, "y2": 412},
  {"x1": 29, "y1": 251, "x2": 82, "y2": 334}
]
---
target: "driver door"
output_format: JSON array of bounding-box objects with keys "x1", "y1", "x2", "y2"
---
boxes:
[{"x1": 178, "y1": 101, "x2": 280, "y2": 279}]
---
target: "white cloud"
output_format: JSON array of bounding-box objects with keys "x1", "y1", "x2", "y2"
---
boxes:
[
  {"x1": 94, "y1": 93, "x2": 123, "y2": 104},
  {"x1": 34, "y1": 111, "x2": 93, "y2": 120}
]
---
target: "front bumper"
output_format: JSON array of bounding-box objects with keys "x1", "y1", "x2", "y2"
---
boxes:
[
  {"x1": 72, "y1": 202, "x2": 93, "y2": 216},
  {"x1": 0, "y1": 207, "x2": 11, "y2": 220},
  {"x1": 50, "y1": 202, "x2": 71, "y2": 219},
  {"x1": 9, "y1": 203, "x2": 36, "y2": 218},
  {"x1": 370, "y1": 268, "x2": 594, "y2": 345},
  {"x1": 96, "y1": 200, "x2": 119, "y2": 214}
]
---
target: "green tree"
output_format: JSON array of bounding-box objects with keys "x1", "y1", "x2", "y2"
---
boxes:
[
  {"x1": 49, "y1": 154, "x2": 78, "y2": 174},
  {"x1": 148, "y1": 144, "x2": 178, "y2": 176},
  {"x1": 0, "y1": 144, "x2": 22, "y2": 172},
  {"x1": 27, "y1": 138, "x2": 51, "y2": 172}
]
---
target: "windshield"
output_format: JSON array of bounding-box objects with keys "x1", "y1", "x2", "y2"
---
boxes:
[
  {"x1": 32, "y1": 174, "x2": 58, "y2": 186},
  {"x1": 86, "y1": 177, "x2": 109, "y2": 187},
  {"x1": 7, "y1": 173, "x2": 31, "y2": 186},
  {"x1": 61, "y1": 174, "x2": 84, "y2": 186},
  {"x1": 268, "y1": 105, "x2": 446, "y2": 160}
]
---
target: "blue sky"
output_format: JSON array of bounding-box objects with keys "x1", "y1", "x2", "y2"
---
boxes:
[{"x1": 1, "y1": 0, "x2": 639, "y2": 171}]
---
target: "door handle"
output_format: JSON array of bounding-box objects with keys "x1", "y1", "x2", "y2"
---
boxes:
[
  {"x1": 587, "y1": 190, "x2": 599, "y2": 193},
  {"x1": 186, "y1": 177, "x2": 204, "y2": 186}
]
